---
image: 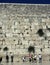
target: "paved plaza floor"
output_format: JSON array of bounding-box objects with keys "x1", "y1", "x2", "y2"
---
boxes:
[{"x1": 0, "y1": 61, "x2": 50, "y2": 65}]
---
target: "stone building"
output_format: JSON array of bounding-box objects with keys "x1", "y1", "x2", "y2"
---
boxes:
[{"x1": 0, "y1": 4, "x2": 50, "y2": 55}]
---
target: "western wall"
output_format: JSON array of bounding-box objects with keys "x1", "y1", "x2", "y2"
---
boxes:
[{"x1": 0, "y1": 4, "x2": 50, "y2": 56}]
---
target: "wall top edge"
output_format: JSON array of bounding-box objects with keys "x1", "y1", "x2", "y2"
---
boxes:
[{"x1": 0, "y1": 3, "x2": 50, "y2": 5}]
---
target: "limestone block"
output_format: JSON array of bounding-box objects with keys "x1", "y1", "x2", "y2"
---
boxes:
[
  {"x1": 24, "y1": 18, "x2": 29, "y2": 22},
  {"x1": 43, "y1": 48, "x2": 50, "y2": 54},
  {"x1": 46, "y1": 22, "x2": 50, "y2": 26},
  {"x1": 47, "y1": 36, "x2": 50, "y2": 40},
  {"x1": 38, "y1": 37, "x2": 44, "y2": 40},
  {"x1": 22, "y1": 40, "x2": 28, "y2": 45},
  {"x1": 47, "y1": 25, "x2": 50, "y2": 28},
  {"x1": 41, "y1": 22, "x2": 46, "y2": 29},
  {"x1": 34, "y1": 22, "x2": 39, "y2": 25},
  {"x1": 42, "y1": 19, "x2": 47, "y2": 23},
  {"x1": 31, "y1": 23, "x2": 35, "y2": 29},
  {"x1": 43, "y1": 25, "x2": 46, "y2": 29},
  {"x1": 45, "y1": 44, "x2": 48, "y2": 48},
  {"x1": 19, "y1": 49, "x2": 27, "y2": 54},
  {"x1": 24, "y1": 32, "x2": 30, "y2": 37},
  {"x1": 15, "y1": 29, "x2": 21, "y2": 33},
  {"x1": 25, "y1": 36, "x2": 32, "y2": 40},
  {"x1": 35, "y1": 40, "x2": 41, "y2": 45},
  {"x1": 35, "y1": 48, "x2": 42, "y2": 54},
  {"x1": 32, "y1": 29, "x2": 37, "y2": 33},
  {"x1": 43, "y1": 40, "x2": 48, "y2": 45},
  {"x1": 0, "y1": 40, "x2": 2, "y2": 45},
  {"x1": 46, "y1": 32, "x2": 50, "y2": 36},
  {"x1": 6, "y1": 33, "x2": 13, "y2": 37},
  {"x1": 48, "y1": 41, "x2": 50, "y2": 44},
  {"x1": 31, "y1": 36, "x2": 36, "y2": 41},
  {"x1": 28, "y1": 40, "x2": 34, "y2": 46}
]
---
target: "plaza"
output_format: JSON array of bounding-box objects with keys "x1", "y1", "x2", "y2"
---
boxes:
[{"x1": 0, "y1": 59, "x2": 50, "y2": 65}]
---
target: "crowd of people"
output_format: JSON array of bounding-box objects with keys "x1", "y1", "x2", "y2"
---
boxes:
[
  {"x1": 0, "y1": 53, "x2": 42, "y2": 63},
  {"x1": 6, "y1": 53, "x2": 14, "y2": 63},
  {"x1": 22, "y1": 54, "x2": 42, "y2": 63},
  {"x1": 0, "y1": 52, "x2": 14, "y2": 63}
]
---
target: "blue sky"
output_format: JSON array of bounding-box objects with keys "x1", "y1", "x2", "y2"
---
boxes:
[{"x1": 0, "y1": 0, "x2": 50, "y2": 4}]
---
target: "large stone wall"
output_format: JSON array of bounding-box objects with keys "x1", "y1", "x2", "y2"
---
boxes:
[{"x1": 0, "y1": 4, "x2": 50, "y2": 55}]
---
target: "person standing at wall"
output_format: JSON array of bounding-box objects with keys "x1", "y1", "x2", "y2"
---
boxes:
[
  {"x1": 22, "y1": 56, "x2": 26, "y2": 62},
  {"x1": 10, "y1": 52, "x2": 14, "y2": 62},
  {"x1": 39, "y1": 54, "x2": 42, "y2": 63},
  {"x1": 0, "y1": 57, "x2": 2, "y2": 63},
  {"x1": 34, "y1": 54, "x2": 37, "y2": 63},
  {"x1": 6, "y1": 54, "x2": 9, "y2": 63}
]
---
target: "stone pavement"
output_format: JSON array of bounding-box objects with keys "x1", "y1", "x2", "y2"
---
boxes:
[{"x1": 0, "y1": 61, "x2": 50, "y2": 65}]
